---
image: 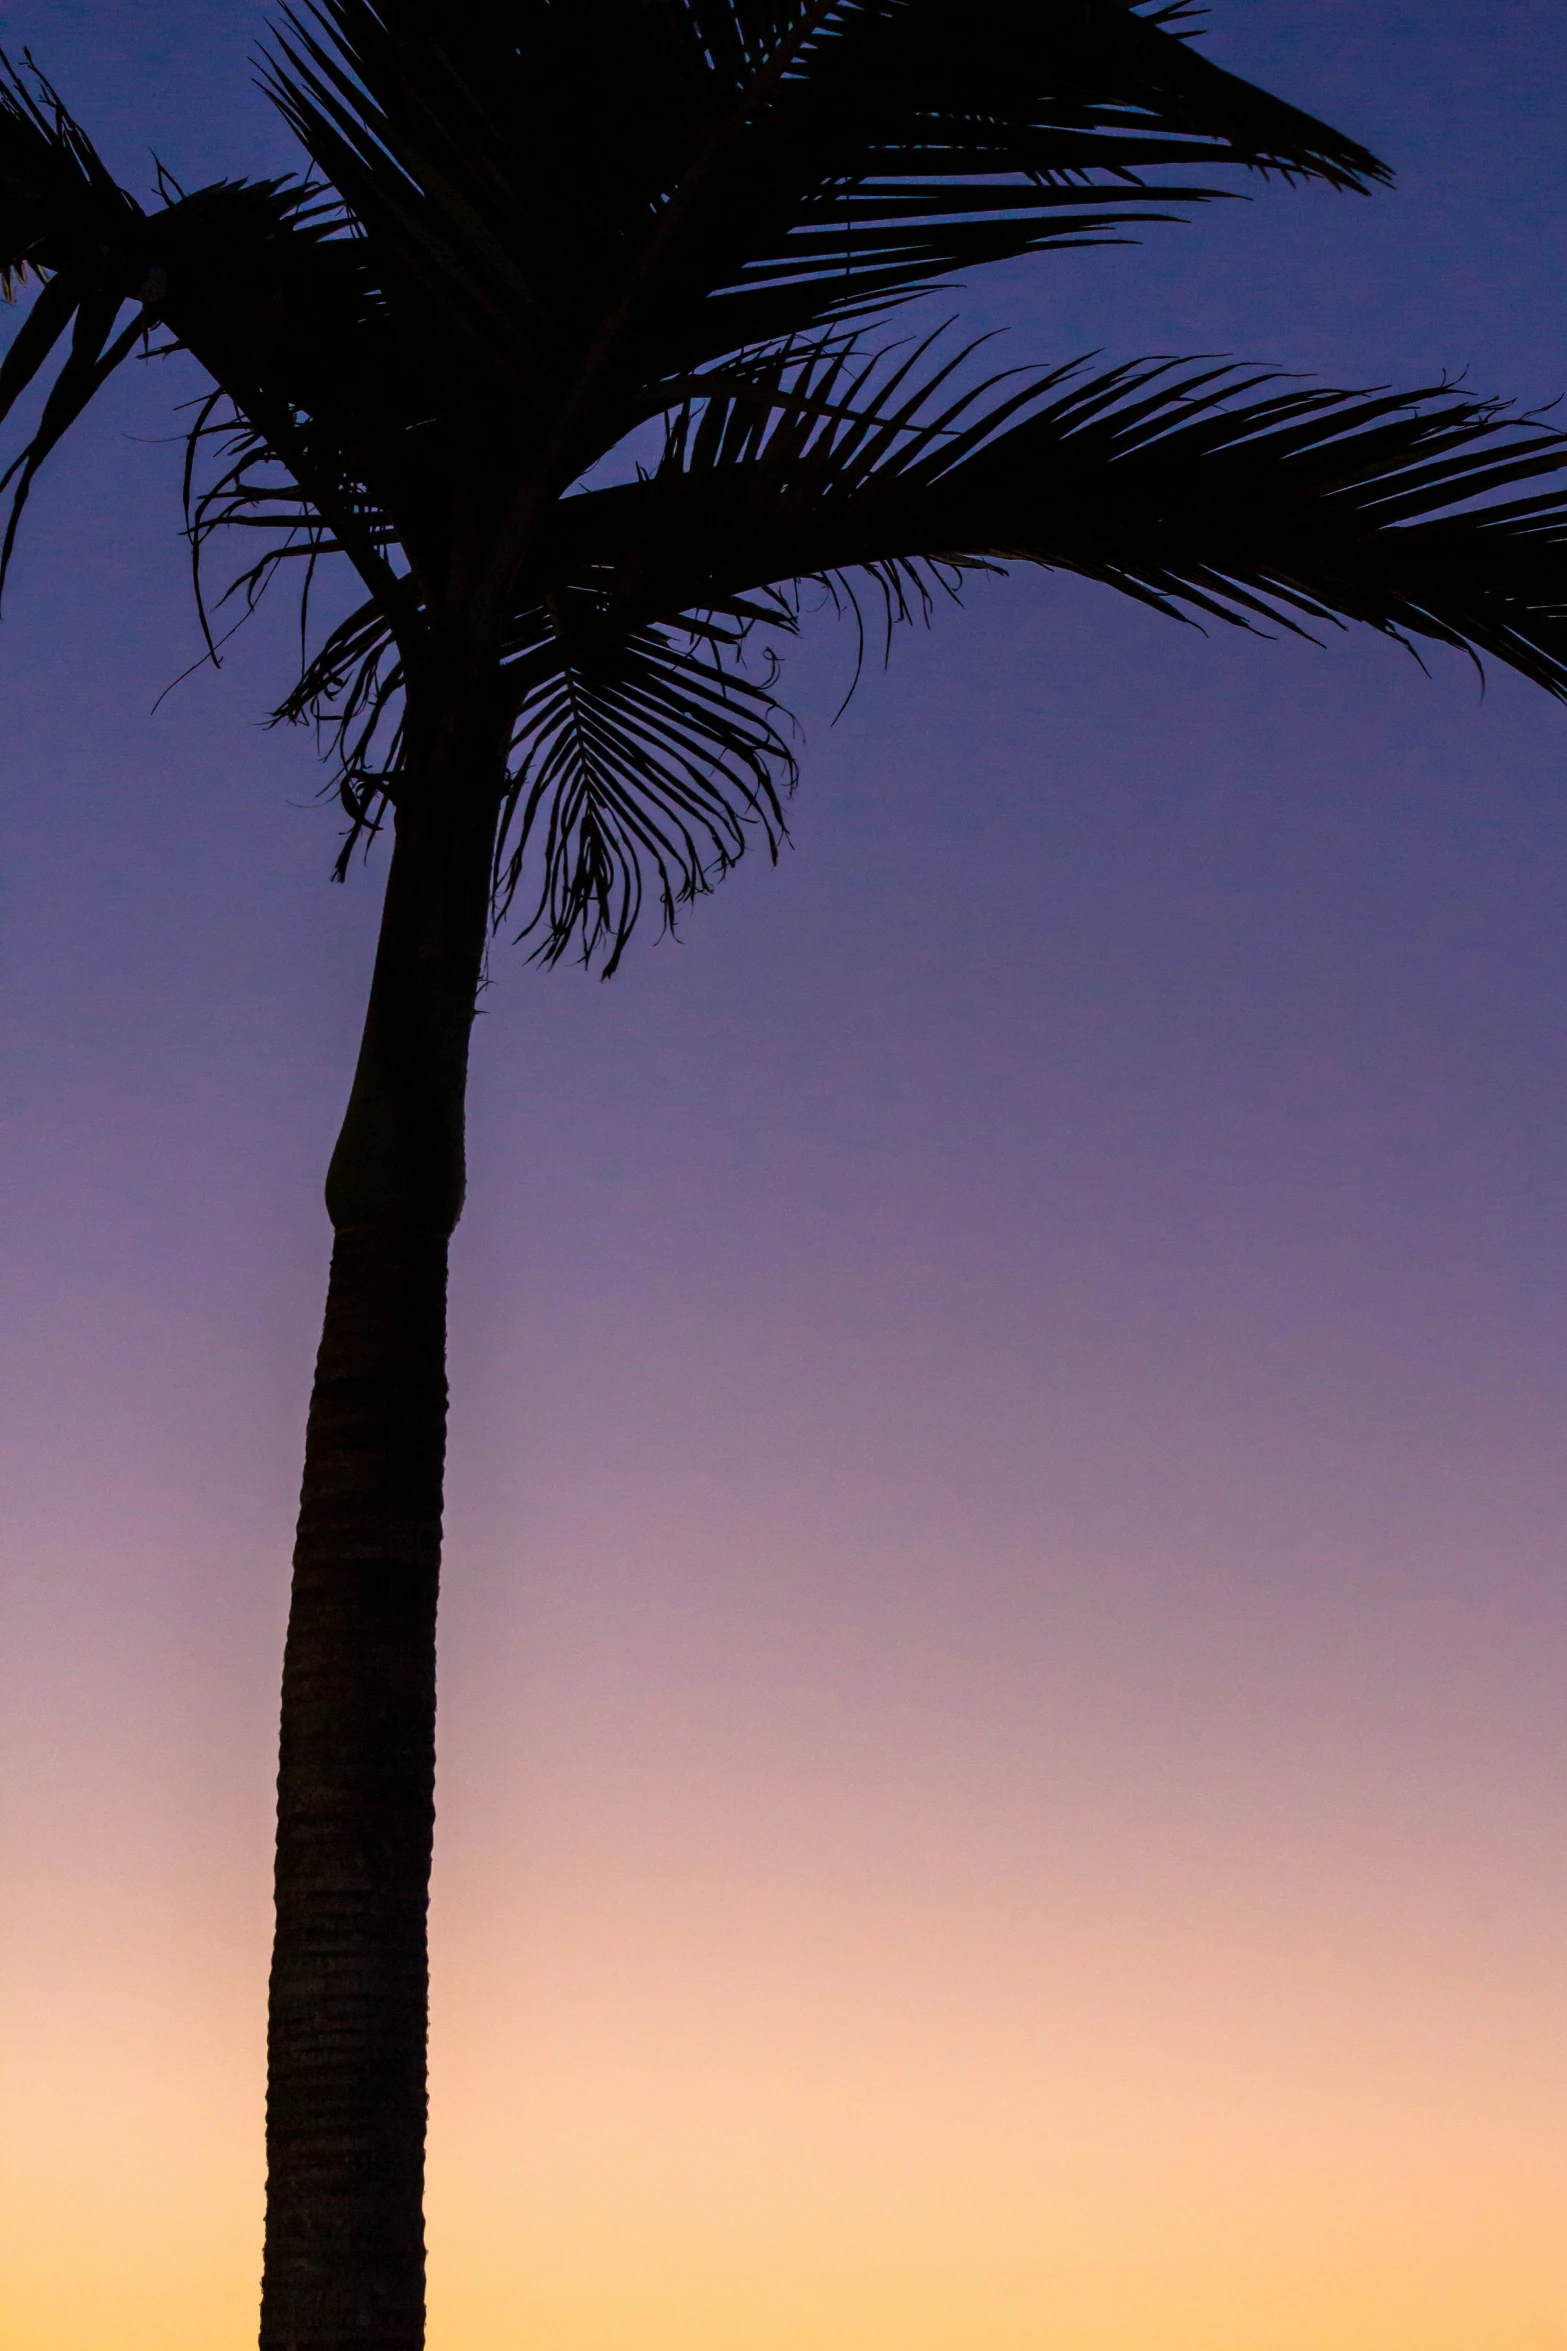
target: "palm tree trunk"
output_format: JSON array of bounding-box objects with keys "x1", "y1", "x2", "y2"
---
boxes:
[{"x1": 259, "y1": 707, "x2": 502, "y2": 2351}]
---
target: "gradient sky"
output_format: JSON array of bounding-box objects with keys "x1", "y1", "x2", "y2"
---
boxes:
[{"x1": 3, "y1": 6, "x2": 1567, "y2": 2349}]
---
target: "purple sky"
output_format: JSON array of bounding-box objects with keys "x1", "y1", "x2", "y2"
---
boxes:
[{"x1": 3, "y1": 8, "x2": 1566, "y2": 2348}]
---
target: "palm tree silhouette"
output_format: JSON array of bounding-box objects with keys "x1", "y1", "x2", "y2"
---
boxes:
[{"x1": 5, "y1": 6, "x2": 1567, "y2": 2346}]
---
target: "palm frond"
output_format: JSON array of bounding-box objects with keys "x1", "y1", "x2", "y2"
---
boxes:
[
  {"x1": 259, "y1": 0, "x2": 1389, "y2": 492},
  {"x1": 269, "y1": 576, "x2": 797, "y2": 977},
  {"x1": 0, "y1": 50, "x2": 141, "y2": 283},
  {"x1": 16, "y1": 9, "x2": 1561, "y2": 991},
  {"x1": 0, "y1": 55, "x2": 422, "y2": 614},
  {"x1": 150, "y1": 178, "x2": 433, "y2": 617},
  {"x1": 535, "y1": 340, "x2": 1567, "y2": 699},
  {"x1": 494, "y1": 597, "x2": 795, "y2": 972},
  {"x1": 265, "y1": 335, "x2": 1567, "y2": 976},
  {"x1": 0, "y1": 55, "x2": 156, "y2": 587}
]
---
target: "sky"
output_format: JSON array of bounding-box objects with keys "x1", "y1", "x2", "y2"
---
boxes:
[{"x1": 2, "y1": 5, "x2": 1566, "y2": 2349}]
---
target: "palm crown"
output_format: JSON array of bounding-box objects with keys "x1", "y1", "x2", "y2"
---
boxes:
[{"x1": 6, "y1": 0, "x2": 1567, "y2": 973}]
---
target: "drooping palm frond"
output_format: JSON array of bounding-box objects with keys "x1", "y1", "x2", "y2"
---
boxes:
[
  {"x1": 0, "y1": 54, "x2": 425, "y2": 618},
  {"x1": 150, "y1": 181, "x2": 443, "y2": 622},
  {"x1": 494, "y1": 597, "x2": 795, "y2": 971},
  {"x1": 9, "y1": 8, "x2": 1567, "y2": 986},
  {"x1": 536, "y1": 340, "x2": 1567, "y2": 698},
  {"x1": 0, "y1": 58, "x2": 159, "y2": 582},
  {"x1": 271, "y1": 569, "x2": 797, "y2": 973},
  {"x1": 261, "y1": 0, "x2": 1389, "y2": 496},
  {"x1": 0, "y1": 53, "x2": 140, "y2": 288},
  {"x1": 261, "y1": 335, "x2": 1567, "y2": 974},
  {"x1": 0, "y1": 0, "x2": 1399, "y2": 642}
]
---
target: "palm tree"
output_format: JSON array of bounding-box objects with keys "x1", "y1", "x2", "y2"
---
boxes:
[{"x1": 5, "y1": 4, "x2": 1567, "y2": 2345}]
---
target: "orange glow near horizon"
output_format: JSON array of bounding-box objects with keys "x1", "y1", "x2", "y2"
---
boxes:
[
  {"x1": 7, "y1": 1508, "x2": 1566, "y2": 2351},
  {"x1": 8, "y1": 1791, "x2": 1567, "y2": 2351}
]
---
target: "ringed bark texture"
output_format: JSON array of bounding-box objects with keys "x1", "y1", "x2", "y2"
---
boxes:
[
  {"x1": 261, "y1": 1224, "x2": 449, "y2": 2350},
  {"x1": 260, "y1": 732, "x2": 502, "y2": 2351}
]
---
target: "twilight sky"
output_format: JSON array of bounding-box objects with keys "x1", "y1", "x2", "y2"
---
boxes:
[{"x1": 3, "y1": 6, "x2": 1566, "y2": 2349}]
